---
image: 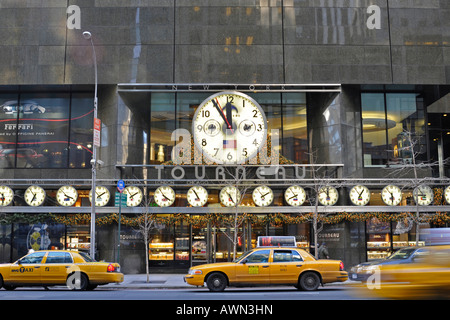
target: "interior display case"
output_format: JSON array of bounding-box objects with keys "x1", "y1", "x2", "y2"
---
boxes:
[{"x1": 149, "y1": 241, "x2": 174, "y2": 260}]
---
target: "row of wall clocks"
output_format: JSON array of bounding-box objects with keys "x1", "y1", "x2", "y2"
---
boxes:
[{"x1": 0, "y1": 184, "x2": 446, "y2": 208}]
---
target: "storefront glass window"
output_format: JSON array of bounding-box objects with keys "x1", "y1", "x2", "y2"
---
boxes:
[
  {"x1": 362, "y1": 93, "x2": 387, "y2": 166},
  {"x1": 16, "y1": 93, "x2": 70, "y2": 168},
  {"x1": 362, "y1": 92, "x2": 425, "y2": 167},
  {"x1": 69, "y1": 93, "x2": 94, "y2": 168},
  {"x1": 0, "y1": 94, "x2": 20, "y2": 168},
  {"x1": 282, "y1": 93, "x2": 308, "y2": 163},
  {"x1": 150, "y1": 93, "x2": 175, "y2": 163},
  {"x1": 0, "y1": 91, "x2": 93, "y2": 169},
  {"x1": 386, "y1": 93, "x2": 425, "y2": 164}
]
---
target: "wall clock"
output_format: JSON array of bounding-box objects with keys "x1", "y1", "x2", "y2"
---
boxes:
[
  {"x1": 154, "y1": 186, "x2": 175, "y2": 207},
  {"x1": 349, "y1": 185, "x2": 370, "y2": 206},
  {"x1": 381, "y1": 185, "x2": 402, "y2": 206},
  {"x1": 192, "y1": 91, "x2": 267, "y2": 164},
  {"x1": 187, "y1": 185, "x2": 208, "y2": 207},
  {"x1": 284, "y1": 185, "x2": 306, "y2": 206},
  {"x1": 219, "y1": 185, "x2": 241, "y2": 207},
  {"x1": 24, "y1": 185, "x2": 46, "y2": 206},
  {"x1": 0, "y1": 185, "x2": 14, "y2": 206},
  {"x1": 413, "y1": 185, "x2": 433, "y2": 206},
  {"x1": 56, "y1": 185, "x2": 78, "y2": 207},
  {"x1": 89, "y1": 185, "x2": 110, "y2": 207},
  {"x1": 123, "y1": 186, "x2": 143, "y2": 207},
  {"x1": 318, "y1": 186, "x2": 339, "y2": 206},
  {"x1": 252, "y1": 185, "x2": 273, "y2": 207},
  {"x1": 444, "y1": 186, "x2": 450, "y2": 204}
]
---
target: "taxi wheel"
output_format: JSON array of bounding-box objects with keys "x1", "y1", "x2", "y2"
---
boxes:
[
  {"x1": 298, "y1": 272, "x2": 320, "y2": 291},
  {"x1": 206, "y1": 272, "x2": 227, "y2": 292},
  {"x1": 66, "y1": 272, "x2": 89, "y2": 291}
]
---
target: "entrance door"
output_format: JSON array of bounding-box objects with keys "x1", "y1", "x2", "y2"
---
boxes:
[{"x1": 235, "y1": 249, "x2": 271, "y2": 285}]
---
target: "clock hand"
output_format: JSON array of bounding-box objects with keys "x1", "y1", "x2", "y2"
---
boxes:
[
  {"x1": 226, "y1": 192, "x2": 235, "y2": 204},
  {"x1": 96, "y1": 192, "x2": 106, "y2": 199},
  {"x1": 161, "y1": 192, "x2": 172, "y2": 201},
  {"x1": 31, "y1": 191, "x2": 37, "y2": 202},
  {"x1": 288, "y1": 194, "x2": 298, "y2": 200},
  {"x1": 225, "y1": 101, "x2": 233, "y2": 128},
  {"x1": 193, "y1": 189, "x2": 200, "y2": 200},
  {"x1": 212, "y1": 98, "x2": 234, "y2": 133},
  {"x1": 63, "y1": 192, "x2": 74, "y2": 200},
  {"x1": 261, "y1": 191, "x2": 271, "y2": 198}
]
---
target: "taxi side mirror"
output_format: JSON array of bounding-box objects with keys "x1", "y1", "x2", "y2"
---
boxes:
[
  {"x1": 16, "y1": 259, "x2": 22, "y2": 265},
  {"x1": 240, "y1": 259, "x2": 248, "y2": 264}
]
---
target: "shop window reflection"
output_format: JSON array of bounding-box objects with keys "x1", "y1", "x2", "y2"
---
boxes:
[
  {"x1": 0, "y1": 92, "x2": 94, "y2": 169},
  {"x1": 69, "y1": 94, "x2": 94, "y2": 168},
  {"x1": 361, "y1": 92, "x2": 425, "y2": 167},
  {"x1": 150, "y1": 93, "x2": 175, "y2": 163},
  {"x1": 282, "y1": 93, "x2": 308, "y2": 163}
]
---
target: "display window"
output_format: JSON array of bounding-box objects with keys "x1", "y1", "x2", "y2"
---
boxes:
[
  {"x1": 65, "y1": 225, "x2": 90, "y2": 252},
  {"x1": 0, "y1": 91, "x2": 93, "y2": 169}
]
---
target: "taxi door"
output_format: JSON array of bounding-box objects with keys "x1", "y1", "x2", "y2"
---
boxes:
[
  {"x1": 270, "y1": 249, "x2": 304, "y2": 285},
  {"x1": 41, "y1": 251, "x2": 74, "y2": 284},
  {"x1": 9, "y1": 251, "x2": 46, "y2": 284},
  {"x1": 235, "y1": 249, "x2": 271, "y2": 285}
]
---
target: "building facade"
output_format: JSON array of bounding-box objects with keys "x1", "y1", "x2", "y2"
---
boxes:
[{"x1": 0, "y1": 1, "x2": 450, "y2": 273}]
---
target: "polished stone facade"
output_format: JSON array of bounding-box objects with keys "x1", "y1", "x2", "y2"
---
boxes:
[{"x1": 0, "y1": 1, "x2": 448, "y2": 85}]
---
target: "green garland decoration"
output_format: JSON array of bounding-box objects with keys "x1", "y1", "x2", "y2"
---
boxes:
[{"x1": 1, "y1": 189, "x2": 448, "y2": 226}]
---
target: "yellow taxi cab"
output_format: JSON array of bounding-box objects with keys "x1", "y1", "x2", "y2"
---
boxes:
[
  {"x1": 184, "y1": 240, "x2": 348, "y2": 292},
  {"x1": 363, "y1": 245, "x2": 450, "y2": 299},
  {"x1": 0, "y1": 250, "x2": 123, "y2": 291}
]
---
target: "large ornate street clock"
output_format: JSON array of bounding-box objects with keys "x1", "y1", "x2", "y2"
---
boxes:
[{"x1": 192, "y1": 91, "x2": 267, "y2": 164}]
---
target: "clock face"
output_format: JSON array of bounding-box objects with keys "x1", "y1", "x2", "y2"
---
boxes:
[
  {"x1": 445, "y1": 186, "x2": 450, "y2": 204},
  {"x1": 154, "y1": 186, "x2": 175, "y2": 207},
  {"x1": 0, "y1": 185, "x2": 14, "y2": 206},
  {"x1": 192, "y1": 91, "x2": 267, "y2": 164},
  {"x1": 56, "y1": 185, "x2": 78, "y2": 207},
  {"x1": 219, "y1": 186, "x2": 241, "y2": 207},
  {"x1": 413, "y1": 185, "x2": 433, "y2": 206},
  {"x1": 123, "y1": 186, "x2": 143, "y2": 207},
  {"x1": 381, "y1": 185, "x2": 402, "y2": 206},
  {"x1": 187, "y1": 186, "x2": 208, "y2": 207},
  {"x1": 284, "y1": 185, "x2": 306, "y2": 207},
  {"x1": 24, "y1": 185, "x2": 46, "y2": 206},
  {"x1": 89, "y1": 186, "x2": 110, "y2": 207},
  {"x1": 318, "y1": 186, "x2": 339, "y2": 206},
  {"x1": 349, "y1": 185, "x2": 370, "y2": 206},
  {"x1": 252, "y1": 185, "x2": 273, "y2": 207}
]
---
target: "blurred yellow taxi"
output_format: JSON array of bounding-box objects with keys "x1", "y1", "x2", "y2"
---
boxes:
[
  {"x1": 184, "y1": 247, "x2": 348, "y2": 292},
  {"x1": 0, "y1": 250, "x2": 123, "y2": 290},
  {"x1": 360, "y1": 245, "x2": 450, "y2": 299}
]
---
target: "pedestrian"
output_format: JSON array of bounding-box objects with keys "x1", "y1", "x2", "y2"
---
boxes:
[{"x1": 318, "y1": 242, "x2": 329, "y2": 259}]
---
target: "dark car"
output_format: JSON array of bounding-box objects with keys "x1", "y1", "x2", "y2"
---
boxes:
[{"x1": 350, "y1": 247, "x2": 429, "y2": 282}]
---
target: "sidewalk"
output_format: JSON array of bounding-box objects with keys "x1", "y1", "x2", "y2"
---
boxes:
[
  {"x1": 104, "y1": 273, "x2": 190, "y2": 289},
  {"x1": 103, "y1": 273, "x2": 356, "y2": 290}
]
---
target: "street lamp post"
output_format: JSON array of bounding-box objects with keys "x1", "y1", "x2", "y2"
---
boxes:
[{"x1": 83, "y1": 31, "x2": 98, "y2": 260}]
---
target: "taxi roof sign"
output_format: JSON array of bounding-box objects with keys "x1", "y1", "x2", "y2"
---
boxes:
[{"x1": 257, "y1": 236, "x2": 296, "y2": 248}]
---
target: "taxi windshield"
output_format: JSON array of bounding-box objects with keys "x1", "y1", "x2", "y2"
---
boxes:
[
  {"x1": 388, "y1": 248, "x2": 417, "y2": 260},
  {"x1": 234, "y1": 250, "x2": 253, "y2": 263}
]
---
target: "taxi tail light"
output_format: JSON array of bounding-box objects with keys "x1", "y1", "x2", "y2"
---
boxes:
[
  {"x1": 339, "y1": 261, "x2": 344, "y2": 271},
  {"x1": 107, "y1": 264, "x2": 117, "y2": 272}
]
